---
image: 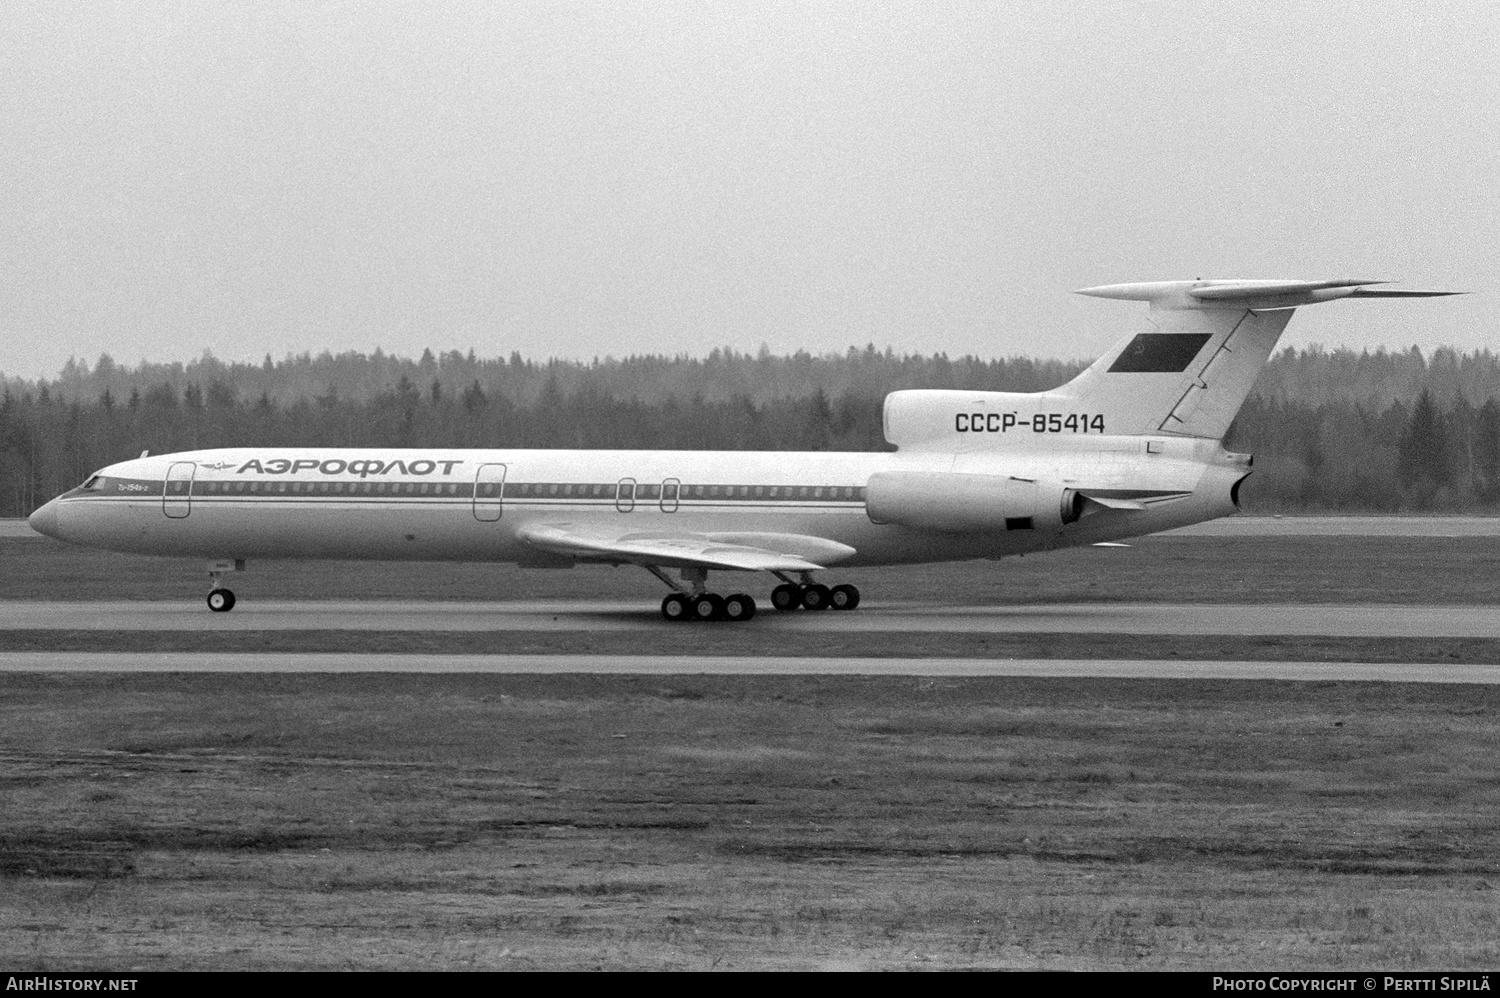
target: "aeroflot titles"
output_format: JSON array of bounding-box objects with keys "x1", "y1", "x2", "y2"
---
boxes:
[{"x1": 234, "y1": 458, "x2": 466, "y2": 477}]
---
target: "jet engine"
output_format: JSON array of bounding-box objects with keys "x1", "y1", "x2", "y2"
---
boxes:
[{"x1": 865, "y1": 471, "x2": 1083, "y2": 532}]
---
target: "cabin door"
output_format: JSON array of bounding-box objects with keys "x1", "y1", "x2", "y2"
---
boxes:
[
  {"x1": 473, "y1": 463, "x2": 507, "y2": 522},
  {"x1": 163, "y1": 462, "x2": 195, "y2": 519}
]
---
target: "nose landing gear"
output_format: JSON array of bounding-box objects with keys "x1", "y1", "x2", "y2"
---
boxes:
[{"x1": 205, "y1": 558, "x2": 245, "y2": 612}]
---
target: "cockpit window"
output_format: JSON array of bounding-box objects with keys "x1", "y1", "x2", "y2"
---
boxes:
[{"x1": 81, "y1": 475, "x2": 106, "y2": 491}]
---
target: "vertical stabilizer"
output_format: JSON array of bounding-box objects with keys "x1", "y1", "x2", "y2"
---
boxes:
[{"x1": 1061, "y1": 280, "x2": 1460, "y2": 439}]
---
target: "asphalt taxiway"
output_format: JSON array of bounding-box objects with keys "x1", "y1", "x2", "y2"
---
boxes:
[
  {"x1": 1, "y1": 599, "x2": 1497, "y2": 638},
  {"x1": 0, "y1": 651, "x2": 1497, "y2": 682},
  {"x1": 7, "y1": 515, "x2": 1499, "y2": 679}
]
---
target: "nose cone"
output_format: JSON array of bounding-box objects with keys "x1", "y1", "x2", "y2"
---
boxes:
[{"x1": 28, "y1": 498, "x2": 62, "y2": 539}]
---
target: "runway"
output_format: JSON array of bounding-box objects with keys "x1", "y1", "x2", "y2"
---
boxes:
[
  {"x1": 2, "y1": 598, "x2": 1498, "y2": 638},
  {"x1": 1, "y1": 651, "x2": 1498, "y2": 682}
]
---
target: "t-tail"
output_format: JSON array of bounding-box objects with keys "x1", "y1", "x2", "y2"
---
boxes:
[{"x1": 883, "y1": 279, "x2": 1462, "y2": 449}]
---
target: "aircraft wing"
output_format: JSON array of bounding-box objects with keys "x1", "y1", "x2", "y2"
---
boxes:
[{"x1": 516, "y1": 522, "x2": 856, "y2": 572}]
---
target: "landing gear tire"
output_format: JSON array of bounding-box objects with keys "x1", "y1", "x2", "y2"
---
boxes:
[
  {"x1": 207, "y1": 588, "x2": 236, "y2": 613},
  {"x1": 723, "y1": 593, "x2": 756, "y2": 622},
  {"x1": 830, "y1": 584, "x2": 861, "y2": 611},
  {"x1": 692, "y1": 593, "x2": 725, "y2": 621},
  {"x1": 800, "y1": 584, "x2": 832, "y2": 611},
  {"x1": 771, "y1": 583, "x2": 801, "y2": 612},
  {"x1": 661, "y1": 593, "x2": 691, "y2": 622}
]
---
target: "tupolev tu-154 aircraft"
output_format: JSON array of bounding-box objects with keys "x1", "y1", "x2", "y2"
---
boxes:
[{"x1": 28, "y1": 279, "x2": 1459, "y2": 621}]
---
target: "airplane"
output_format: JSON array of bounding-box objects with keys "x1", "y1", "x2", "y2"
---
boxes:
[{"x1": 27, "y1": 279, "x2": 1459, "y2": 622}]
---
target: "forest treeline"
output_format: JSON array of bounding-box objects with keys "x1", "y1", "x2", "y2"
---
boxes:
[{"x1": 3, "y1": 344, "x2": 1500, "y2": 517}]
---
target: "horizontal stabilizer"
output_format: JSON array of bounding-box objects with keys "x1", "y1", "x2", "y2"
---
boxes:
[
  {"x1": 1077, "y1": 279, "x2": 1463, "y2": 310},
  {"x1": 1187, "y1": 279, "x2": 1387, "y2": 300},
  {"x1": 1348, "y1": 288, "x2": 1465, "y2": 298}
]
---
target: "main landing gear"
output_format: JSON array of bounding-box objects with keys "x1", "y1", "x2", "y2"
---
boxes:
[
  {"x1": 647, "y1": 567, "x2": 859, "y2": 622},
  {"x1": 648, "y1": 566, "x2": 756, "y2": 622},
  {"x1": 769, "y1": 573, "x2": 860, "y2": 613},
  {"x1": 205, "y1": 558, "x2": 245, "y2": 612},
  {"x1": 660, "y1": 590, "x2": 757, "y2": 623}
]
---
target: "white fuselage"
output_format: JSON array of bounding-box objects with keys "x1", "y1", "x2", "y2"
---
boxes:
[
  {"x1": 29, "y1": 278, "x2": 1454, "y2": 606},
  {"x1": 32, "y1": 436, "x2": 1245, "y2": 569}
]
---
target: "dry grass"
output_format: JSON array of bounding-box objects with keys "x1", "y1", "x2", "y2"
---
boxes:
[{"x1": 4, "y1": 674, "x2": 1499, "y2": 969}]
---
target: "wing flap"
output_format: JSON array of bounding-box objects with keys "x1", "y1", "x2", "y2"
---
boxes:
[{"x1": 516, "y1": 522, "x2": 849, "y2": 572}]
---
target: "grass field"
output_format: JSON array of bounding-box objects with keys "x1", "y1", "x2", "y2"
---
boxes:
[
  {"x1": 4, "y1": 532, "x2": 1500, "y2": 969},
  {"x1": 3, "y1": 674, "x2": 1499, "y2": 970}
]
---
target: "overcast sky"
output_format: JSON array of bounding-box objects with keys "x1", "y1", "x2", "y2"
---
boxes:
[{"x1": 2, "y1": 1, "x2": 1494, "y2": 380}]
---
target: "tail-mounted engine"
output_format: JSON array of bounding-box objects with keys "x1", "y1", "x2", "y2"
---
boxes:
[{"x1": 865, "y1": 471, "x2": 1082, "y2": 532}]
